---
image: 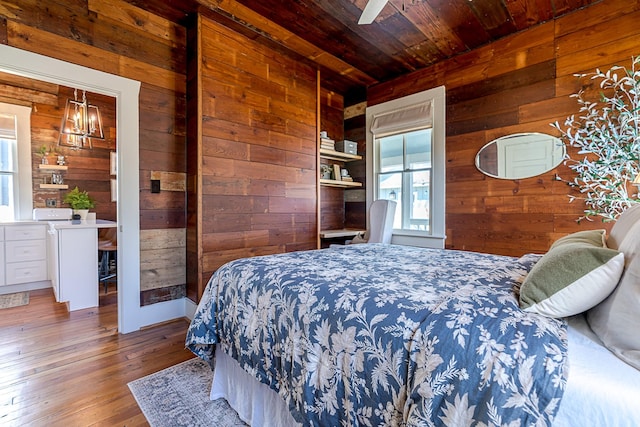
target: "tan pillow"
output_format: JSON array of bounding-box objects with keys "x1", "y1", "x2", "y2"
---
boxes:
[
  {"x1": 587, "y1": 219, "x2": 640, "y2": 370},
  {"x1": 608, "y1": 203, "x2": 640, "y2": 250}
]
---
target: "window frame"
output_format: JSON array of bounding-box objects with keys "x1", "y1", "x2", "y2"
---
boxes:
[
  {"x1": 365, "y1": 86, "x2": 446, "y2": 248},
  {"x1": 0, "y1": 103, "x2": 33, "y2": 221}
]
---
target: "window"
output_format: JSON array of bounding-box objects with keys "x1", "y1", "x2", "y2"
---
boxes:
[
  {"x1": 0, "y1": 103, "x2": 33, "y2": 221},
  {"x1": 377, "y1": 129, "x2": 432, "y2": 232},
  {"x1": 366, "y1": 86, "x2": 445, "y2": 248},
  {"x1": 0, "y1": 113, "x2": 17, "y2": 219}
]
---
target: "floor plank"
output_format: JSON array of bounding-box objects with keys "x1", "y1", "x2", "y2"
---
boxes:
[{"x1": 0, "y1": 288, "x2": 193, "y2": 426}]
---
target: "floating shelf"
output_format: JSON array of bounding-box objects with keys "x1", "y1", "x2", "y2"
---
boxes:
[
  {"x1": 320, "y1": 179, "x2": 362, "y2": 188},
  {"x1": 319, "y1": 148, "x2": 362, "y2": 162},
  {"x1": 38, "y1": 164, "x2": 68, "y2": 171},
  {"x1": 39, "y1": 184, "x2": 69, "y2": 190}
]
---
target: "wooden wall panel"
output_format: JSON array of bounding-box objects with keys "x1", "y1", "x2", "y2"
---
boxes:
[
  {"x1": 1, "y1": 0, "x2": 187, "y2": 305},
  {"x1": 344, "y1": 100, "x2": 367, "y2": 230},
  {"x1": 187, "y1": 15, "x2": 318, "y2": 297},
  {"x1": 319, "y1": 87, "x2": 346, "y2": 234},
  {"x1": 368, "y1": 0, "x2": 640, "y2": 256},
  {"x1": 0, "y1": 73, "x2": 117, "y2": 221}
]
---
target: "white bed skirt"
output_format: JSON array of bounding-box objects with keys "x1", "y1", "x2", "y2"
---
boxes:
[{"x1": 212, "y1": 346, "x2": 299, "y2": 427}]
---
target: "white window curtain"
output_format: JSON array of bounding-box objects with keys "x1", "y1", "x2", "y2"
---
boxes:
[{"x1": 370, "y1": 101, "x2": 432, "y2": 137}]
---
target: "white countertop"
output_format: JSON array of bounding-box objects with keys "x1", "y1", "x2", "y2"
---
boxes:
[
  {"x1": 1, "y1": 219, "x2": 117, "y2": 229},
  {"x1": 0, "y1": 220, "x2": 42, "y2": 225},
  {"x1": 48, "y1": 219, "x2": 117, "y2": 230}
]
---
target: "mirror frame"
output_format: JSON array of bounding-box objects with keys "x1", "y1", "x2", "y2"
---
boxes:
[{"x1": 475, "y1": 132, "x2": 566, "y2": 180}]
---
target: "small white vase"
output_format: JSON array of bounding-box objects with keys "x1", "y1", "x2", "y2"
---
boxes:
[{"x1": 74, "y1": 209, "x2": 89, "y2": 220}]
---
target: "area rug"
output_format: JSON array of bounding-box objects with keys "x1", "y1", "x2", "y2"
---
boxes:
[
  {"x1": 128, "y1": 357, "x2": 247, "y2": 427},
  {"x1": 0, "y1": 291, "x2": 29, "y2": 309}
]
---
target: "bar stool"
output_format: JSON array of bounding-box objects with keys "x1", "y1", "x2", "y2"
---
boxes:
[{"x1": 98, "y1": 228, "x2": 117, "y2": 294}]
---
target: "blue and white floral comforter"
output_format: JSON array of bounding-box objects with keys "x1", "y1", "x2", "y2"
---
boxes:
[{"x1": 186, "y1": 244, "x2": 567, "y2": 426}]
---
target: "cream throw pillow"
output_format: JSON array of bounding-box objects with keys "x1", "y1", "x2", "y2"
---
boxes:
[
  {"x1": 520, "y1": 229, "x2": 624, "y2": 318},
  {"x1": 607, "y1": 203, "x2": 640, "y2": 250},
  {"x1": 588, "y1": 215, "x2": 640, "y2": 370}
]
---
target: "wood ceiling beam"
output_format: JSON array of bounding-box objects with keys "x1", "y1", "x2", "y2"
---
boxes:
[{"x1": 198, "y1": 0, "x2": 378, "y2": 88}]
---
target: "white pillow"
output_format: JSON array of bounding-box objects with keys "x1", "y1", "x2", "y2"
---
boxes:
[{"x1": 520, "y1": 230, "x2": 624, "y2": 318}]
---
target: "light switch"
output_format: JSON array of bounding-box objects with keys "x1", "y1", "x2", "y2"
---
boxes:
[{"x1": 151, "y1": 179, "x2": 160, "y2": 193}]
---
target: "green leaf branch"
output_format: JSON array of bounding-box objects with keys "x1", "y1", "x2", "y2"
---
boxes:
[{"x1": 551, "y1": 56, "x2": 640, "y2": 222}]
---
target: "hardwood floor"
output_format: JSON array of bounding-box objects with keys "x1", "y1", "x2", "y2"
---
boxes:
[{"x1": 0, "y1": 288, "x2": 194, "y2": 426}]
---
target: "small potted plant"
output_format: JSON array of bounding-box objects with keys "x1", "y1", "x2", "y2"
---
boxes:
[
  {"x1": 38, "y1": 145, "x2": 49, "y2": 164},
  {"x1": 63, "y1": 186, "x2": 95, "y2": 220}
]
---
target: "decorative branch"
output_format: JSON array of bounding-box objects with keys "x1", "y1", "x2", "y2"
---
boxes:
[{"x1": 551, "y1": 56, "x2": 640, "y2": 222}]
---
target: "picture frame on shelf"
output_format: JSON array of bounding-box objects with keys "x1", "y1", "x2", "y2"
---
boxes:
[{"x1": 333, "y1": 164, "x2": 341, "y2": 181}]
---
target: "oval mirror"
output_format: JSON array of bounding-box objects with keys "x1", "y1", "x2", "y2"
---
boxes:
[{"x1": 475, "y1": 132, "x2": 566, "y2": 180}]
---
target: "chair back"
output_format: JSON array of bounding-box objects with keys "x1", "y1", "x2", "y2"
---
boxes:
[
  {"x1": 98, "y1": 227, "x2": 117, "y2": 250},
  {"x1": 367, "y1": 199, "x2": 397, "y2": 244}
]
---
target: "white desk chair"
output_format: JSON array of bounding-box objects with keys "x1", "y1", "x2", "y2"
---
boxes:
[
  {"x1": 346, "y1": 199, "x2": 397, "y2": 245},
  {"x1": 367, "y1": 199, "x2": 397, "y2": 243}
]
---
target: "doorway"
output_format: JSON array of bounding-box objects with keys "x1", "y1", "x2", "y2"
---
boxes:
[{"x1": 0, "y1": 44, "x2": 141, "y2": 333}]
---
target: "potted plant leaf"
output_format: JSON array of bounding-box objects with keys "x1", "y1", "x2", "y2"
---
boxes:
[
  {"x1": 63, "y1": 186, "x2": 95, "y2": 220},
  {"x1": 38, "y1": 145, "x2": 49, "y2": 164}
]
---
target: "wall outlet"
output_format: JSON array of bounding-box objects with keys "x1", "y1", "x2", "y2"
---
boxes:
[
  {"x1": 151, "y1": 179, "x2": 160, "y2": 193},
  {"x1": 46, "y1": 198, "x2": 57, "y2": 207}
]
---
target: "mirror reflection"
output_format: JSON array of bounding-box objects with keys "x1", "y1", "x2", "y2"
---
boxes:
[{"x1": 475, "y1": 132, "x2": 565, "y2": 180}]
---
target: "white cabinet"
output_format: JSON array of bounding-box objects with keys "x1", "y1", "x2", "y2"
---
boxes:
[
  {"x1": 4, "y1": 224, "x2": 47, "y2": 285},
  {"x1": 49, "y1": 224, "x2": 110, "y2": 311}
]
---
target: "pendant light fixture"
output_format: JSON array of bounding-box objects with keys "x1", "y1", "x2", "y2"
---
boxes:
[{"x1": 58, "y1": 88, "x2": 104, "y2": 149}]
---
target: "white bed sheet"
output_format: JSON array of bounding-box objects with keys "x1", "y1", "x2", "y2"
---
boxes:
[
  {"x1": 212, "y1": 315, "x2": 640, "y2": 426},
  {"x1": 554, "y1": 313, "x2": 640, "y2": 426}
]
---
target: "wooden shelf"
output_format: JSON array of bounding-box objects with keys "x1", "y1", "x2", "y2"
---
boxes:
[
  {"x1": 320, "y1": 178, "x2": 362, "y2": 188},
  {"x1": 38, "y1": 164, "x2": 68, "y2": 171},
  {"x1": 40, "y1": 184, "x2": 69, "y2": 189},
  {"x1": 320, "y1": 228, "x2": 366, "y2": 238},
  {"x1": 319, "y1": 148, "x2": 361, "y2": 162}
]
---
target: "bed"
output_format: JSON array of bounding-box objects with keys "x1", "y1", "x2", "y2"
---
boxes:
[{"x1": 186, "y1": 205, "x2": 640, "y2": 426}]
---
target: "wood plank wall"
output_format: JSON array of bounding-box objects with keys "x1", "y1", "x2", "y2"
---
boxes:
[
  {"x1": 0, "y1": 73, "x2": 116, "y2": 220},
  {"x1": 320, "y1": 88, "x2": 346, "y2": 233},
  {"x1": 0, "y1": 0, "x2": 188, "y2": 305},
  {"x1": 344, "y1": 100, "x2": 367, "y2": 230},
  {"x1": 186, "y1": 14, "x2": 318, "y2": 299},
  {"x1": 368, "y1": 0, "x2": 640, "y2": 256}
]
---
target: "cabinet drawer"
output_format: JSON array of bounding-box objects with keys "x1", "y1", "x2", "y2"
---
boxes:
[
  {"x1": 5, "y1": 225, "x2": 46, "y2": 241},
  {"x1": 5, "y1": 240, "x2": 46, "y2": 263},
  {"x1": 5, "y1": 260, "x2": 47, "y2": 285}
]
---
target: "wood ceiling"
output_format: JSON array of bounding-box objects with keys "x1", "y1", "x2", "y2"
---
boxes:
[{"x1": 126, "y1": 0, "x2": 601, "y2": 96}]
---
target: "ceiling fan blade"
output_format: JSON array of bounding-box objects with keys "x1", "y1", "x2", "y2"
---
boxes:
[{"x1": 358, "y1": 0, "x2": 389, "y2": 24}]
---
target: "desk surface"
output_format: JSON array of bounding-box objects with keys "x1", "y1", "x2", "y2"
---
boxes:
[{"x1": 320, "y1": 228, "x2": 366, "y2": 238}]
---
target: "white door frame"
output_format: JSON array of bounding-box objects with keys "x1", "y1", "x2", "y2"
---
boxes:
[{"x1": 0, "y1": 44, "x2": 142, "y2": 332}]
